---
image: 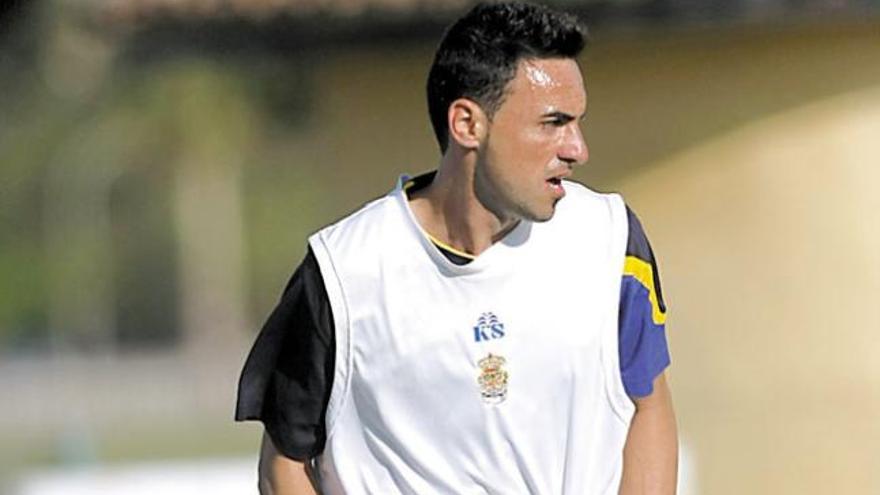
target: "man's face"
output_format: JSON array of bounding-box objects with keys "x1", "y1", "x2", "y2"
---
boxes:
[{"x1": 475, "y1": 57, "x2": 589, "y2": 223}]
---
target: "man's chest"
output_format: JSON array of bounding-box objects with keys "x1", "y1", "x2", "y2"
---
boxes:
[{"x1": 345, "y1": 262, "x2": 614, "y2": 414}]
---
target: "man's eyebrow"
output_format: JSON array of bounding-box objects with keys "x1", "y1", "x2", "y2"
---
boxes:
[{"x1": 541, "y1": 110, "x2": 577, "y2": 122}]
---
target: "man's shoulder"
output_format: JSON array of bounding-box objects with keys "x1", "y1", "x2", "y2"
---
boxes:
[
  {"x1": 538, "y1": 180, "x2": 628, "y2": 257},
  {"x1": 558, "y1": 179, "x2": 624, "y2": 217},
  {"x1": 313, "y1": 191, "x2": 401, "y2": 243},
  {"x1": 562, "y1": 178, "x2": 621, "y2": 199}
]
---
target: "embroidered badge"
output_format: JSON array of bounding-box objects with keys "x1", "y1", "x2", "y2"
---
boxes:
[{"x1": 477, "y1": 353, "x2": 509, "y2": 404}]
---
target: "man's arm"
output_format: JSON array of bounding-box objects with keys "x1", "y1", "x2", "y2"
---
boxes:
[
  {"x1": 258, "y1": 432, "x2": 318, "y2": 495},
  {"x1": 619, "y1": 372, "x2": 678, "y2": 495}
]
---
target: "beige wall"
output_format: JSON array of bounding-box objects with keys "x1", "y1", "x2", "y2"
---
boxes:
[
  {"x1": 297, "y1": 21, "x2": 880, "y2": 494},
  {"x1": 623, "y1": 86, "x2": 880, "y2": 494},
  {"x1": 597, "y1": 23, "x2": 880, "y2": 495}
]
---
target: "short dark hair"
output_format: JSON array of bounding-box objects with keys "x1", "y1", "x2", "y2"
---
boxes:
[{"x1": 426, "y1": 2, "x2": 587, "y2": 153}]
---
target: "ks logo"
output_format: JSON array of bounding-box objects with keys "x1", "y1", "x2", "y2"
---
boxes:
[{"x1": 473, "y1": 312, "x2": 505, "y2": 342}]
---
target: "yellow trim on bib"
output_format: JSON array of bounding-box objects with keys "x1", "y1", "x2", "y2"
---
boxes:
[
  {"x1": 425, "y1": 232, "x2": 476, "y2": 260},
  {"x1": 623, "y1": 256, "x2": 667, "y2": 326},
  {"x1": 401, "y1": 175, "x2": 475, "y2": 260}
]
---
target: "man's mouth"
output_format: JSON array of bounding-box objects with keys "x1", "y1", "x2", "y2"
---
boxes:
[{"x1": 546, "y1": 176, "x2": 565, "y2": 197}]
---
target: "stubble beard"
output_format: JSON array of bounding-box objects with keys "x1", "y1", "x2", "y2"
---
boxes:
[{"x1": 473, "y1": 157, "x2": 557, "y2": 225}]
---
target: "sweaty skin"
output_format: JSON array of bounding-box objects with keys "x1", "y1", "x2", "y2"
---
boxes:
[
  {"x1": 475, "y1": 58, "x2": 588, "y2": 223},
  {"x1": 523, "y1": 62, "x2": 561, "y2": 89}
]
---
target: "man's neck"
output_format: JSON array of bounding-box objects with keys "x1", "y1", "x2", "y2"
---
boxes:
[{"x1": 408, "y1": 153, "x2": 518, "y2": 257}]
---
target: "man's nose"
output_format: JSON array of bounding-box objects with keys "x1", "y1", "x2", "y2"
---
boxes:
[{"x1": 560, "y1": 124, "x2": 589, "y2": 165}]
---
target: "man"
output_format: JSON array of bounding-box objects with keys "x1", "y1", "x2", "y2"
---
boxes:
[{"x1": 236, "y1": 2, "x2": 677, "y2": 494}]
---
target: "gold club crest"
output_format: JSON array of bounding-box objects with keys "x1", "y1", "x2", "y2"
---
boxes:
[{"x1": 477, "y1": 353, "x2": 509, "y2": 404}]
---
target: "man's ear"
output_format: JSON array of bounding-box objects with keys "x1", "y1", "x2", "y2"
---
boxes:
[{"x1": 447, "y1": 98, "x2": 488, "y2": 150}]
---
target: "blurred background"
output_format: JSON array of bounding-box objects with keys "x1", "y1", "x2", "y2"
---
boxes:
[{"x1": 1, "y1": 0, "x2": 879, "y2": 493}]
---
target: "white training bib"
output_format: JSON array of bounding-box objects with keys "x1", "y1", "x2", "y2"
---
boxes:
[{"x1": 309, "y1": 176, "x2": 633, "y2": 494}]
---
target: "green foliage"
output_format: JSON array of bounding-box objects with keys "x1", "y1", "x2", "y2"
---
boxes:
[{"x1": 0, "y1": 241, "x2": 48, "y2": 347}]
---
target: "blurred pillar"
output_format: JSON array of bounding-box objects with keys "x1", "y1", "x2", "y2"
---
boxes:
[
  {"x1": 42, "y1": 13, "x2": 117, "y2": 353},
  {"x1": 167, "y1": 64, "x2": 254, "y2": 358},
  {"x1": 44, "y1": 144, "x2": 120, "y2": 353}
]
